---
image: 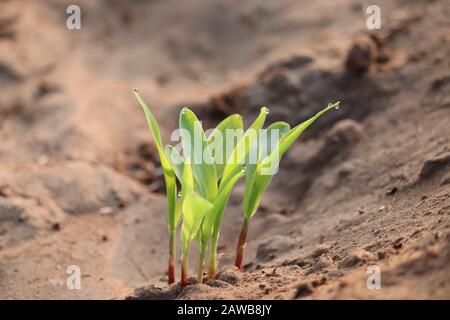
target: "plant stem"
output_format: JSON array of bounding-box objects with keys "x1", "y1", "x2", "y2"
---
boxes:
[
  {"x1": 234, "y1": 218, "x2": 249, "y2": 270},
  {"x1": 181, "y1": 250, "x2": 189, "y2": 287},
  {"x1": 168, "y1": 230, "x2": 176, "y2": 284},
  {"x1": 208, "y1": 235, "x2": 219, "y2": 278},
  {"x1": 197, "y1": 245, "x2": 206, "y2": 283}
]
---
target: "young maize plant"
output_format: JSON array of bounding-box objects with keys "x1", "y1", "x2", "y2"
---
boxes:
[
  {"x1": 176, "y1": 107, "x2": 245, "y2": 284},
  {"x1": 136, "y1": 88, "x2": 339, "y2": 285},
  {"x1": 234, "y1": 101, "x2": 341, "y2": 269},
  {"x1": 134, "y1": 90, "x2": 178, "y2": 284},
  {"x1": 135, "y1": 91, "x2": 247, "y2": 285},
  {"x1": 206, "y1": 107, "x2": 269, "y2": 278}
]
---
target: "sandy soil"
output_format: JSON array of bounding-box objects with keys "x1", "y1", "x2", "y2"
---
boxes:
[{"x1": 0, "y1": 0, "x2": 449, "y2": 299}]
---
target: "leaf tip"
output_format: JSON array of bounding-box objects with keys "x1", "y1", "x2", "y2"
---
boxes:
[
  {"x1": 328, "y1": 101, "x2": 341, "y2": 110},
  {"x1": 181, "y1": 106, "x2": 189, "y2": 114}
]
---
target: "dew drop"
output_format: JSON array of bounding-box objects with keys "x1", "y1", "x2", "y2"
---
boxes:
[
  {"x1": 329, "y1": 102, "x2": 340, "y2": 110},
  {"x1": 177, "y1": 191, "x2": 182, "y2": 197}
]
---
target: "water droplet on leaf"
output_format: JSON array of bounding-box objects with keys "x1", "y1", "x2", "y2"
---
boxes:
[{"x1": 329, "y1": 102, "x2": 340, "y2": 110}]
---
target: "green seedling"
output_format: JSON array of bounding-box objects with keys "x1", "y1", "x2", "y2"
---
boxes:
[
  {"x1": 235, "y1": 101, "x2": 341, "y2": 269},
  {"x1": 174, "y1": 106, "x2": 269, "y2": 281},
  {"x1": 136, "y1": 88, "x2": 339, "y2": 285},
  {"x1": 177, "y1": 107, "x2": 247, "y2": 281},
  {"x1": 207, "y1": 107, "x2": 269, "y2": 278},
  {"x1": 134, "y1": 90, "x2": 178, "y2": 284},
  {"x1": 179, "y1": 161, "x2": 213, "y2": 286},
  {"x1": 135, "y1": 92, "x2": 246, "y2": 285}
]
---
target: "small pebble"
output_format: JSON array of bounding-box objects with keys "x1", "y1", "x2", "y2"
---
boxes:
[{"x1": 99, "y1": 207, "x2": 114, "y2": 215}]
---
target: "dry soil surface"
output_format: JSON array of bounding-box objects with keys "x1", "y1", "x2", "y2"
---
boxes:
[{"x1": 0, "y1": 0, "x2": 449, "y2": 299}]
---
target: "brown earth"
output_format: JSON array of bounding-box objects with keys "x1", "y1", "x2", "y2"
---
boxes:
[{"x1": 0, "y1": 0, "x2": 449, "y2": 299}]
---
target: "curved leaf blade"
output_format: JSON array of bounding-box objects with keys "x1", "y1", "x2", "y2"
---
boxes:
[
  {"x1": 134, "y1": 90, "x2": 178, "y2": 230},
  {"x1": 202, "y1": 169, "x2": 245, "y2": 240},
  {"x1": 165, "y1": 145, "x2": 184, "y2": 182},
  {"x1": 245, "y1": 102, "x2": 340, "y2": 219},
  {"x1": 220, "y1": 107, "x2": 268, "y2": 191},
  {"x1": 207, "y1": 114, "x2": 243, "y2": 179},
  {"x1": 179, "y1": 108, "x2": 218, "y2": 201},
  {"x1": 260, "y1": 121, "x2": 291, "y2": 159},
  {"x1": 243, "y1": 121, "x2": 290, "y2": 217},
  {"x1": 181, "y1": 191, "x2": 213, "y2": 248}
]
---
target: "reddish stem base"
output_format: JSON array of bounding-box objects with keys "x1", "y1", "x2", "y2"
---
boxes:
[
  {"x1": 234, "y1": 219, "x2": 249, "y2": 270},
  {"x1": 181, "y1": 263, "x2": 188, "y2": 287},
  {"x1": 168, "y1": 259, "x2": 175, "y2": 285},
  {"x1": 168, "y1": 233, "x2": 176, "y2": 285}
]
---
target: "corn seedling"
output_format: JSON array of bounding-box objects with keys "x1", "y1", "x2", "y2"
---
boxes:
[
  {"x1": 134, "y1": 90, "x2": 178, "y2": 284},
  {"x1": 135, "y1": 91, "x2": 246, "y2": 285},
  {"x1": 135, "y1": 89, "x2": 339, "y2": 285},
  {"x1": 177, "y1": 107, "x2": 245, "y2": 283},
  {"x1": 179, "y1": 161, "x2": 213, "y2": 286},
  {"x1": 205, "y1": 107, "x2": 268, "y2": 278},
  {"x1": 234, "y1": 101, "x2": 341, "y2": 269}
]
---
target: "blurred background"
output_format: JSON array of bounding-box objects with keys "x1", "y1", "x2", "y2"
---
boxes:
[{"x1": 0, "y1": 0, "x2": 449, "y2": 299}]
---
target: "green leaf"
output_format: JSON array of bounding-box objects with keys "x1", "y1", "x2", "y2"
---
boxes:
[
  {"x1": 202, "y1": 169, "x2": 245, "y2": 241},
  {"x1": 207, "y1": 114, "x2": 243, "y2": 179},
  {"x1": 181, "y1": 159, "x2": 194, "y2": 197},
  {"x1": 165, "y1": 145, "x2": 184, "y2": 182},
  {"x1": 261, "y1": 102, "x2": 340, "y2": 171},
  {"x1": 134, "y1": 90, "x2": 178, "y2": 230},
  {"x1": 243, "y1": 121, "x2": 290, "y2": 217},
  {"x1": 211, "y1": 170, "x2": 245, "y2": 236},
  {"x1": 164, "y1": 175, "x2": 178, "y2": 231},
  {"x1": 244, "y1": 102, "x2": 340, "y2": 219},
  {"x1": 220, "y1": 107, "x2": 268, "y2": 191},
  {"x1": 181, "y1": 191, "x2": 213, "y2": 252},
  {"x1": 179, "y1": 108, "x2": 218, "y2": 201},
  {"x1": 243, "y1": 174, "x2": 272, "y2": 220},
  {"x1": 135, "y1": 90, "x2": 173, "y2": 175},
  {"x1": 260, "y1": 121, "x2": 291, "y2": 158},
  {"x1": 242, "y1": 136, "x2": 259, "y2": 218},
  {"x1": 173, "y1": 160, "x2": 193, "y2": 226},
  {"x1": 279, "y1": 102, "x2": 339, "y2": 157}
]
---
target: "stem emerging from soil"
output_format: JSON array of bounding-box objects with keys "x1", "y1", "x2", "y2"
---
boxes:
[
  {"x1": 234, "y1": 218, "x2": 249, "y2": 270},
  {"x1": 208, "y1": 236, "x2": 219, "y2": 278},
  {"x1": 168, "y1": 230, "x2": 176, "y2": 284},
  {"x1": 197, "y1": 244, "x2": 206, "y2": 283},
  {"x1": 181, "y1": 249, "x2": 189, "y2": 287}
]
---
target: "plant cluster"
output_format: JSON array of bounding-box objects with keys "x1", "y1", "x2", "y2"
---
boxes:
[{"x1": 135, "y1": 89, "x2": 339, "y2": 286}]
